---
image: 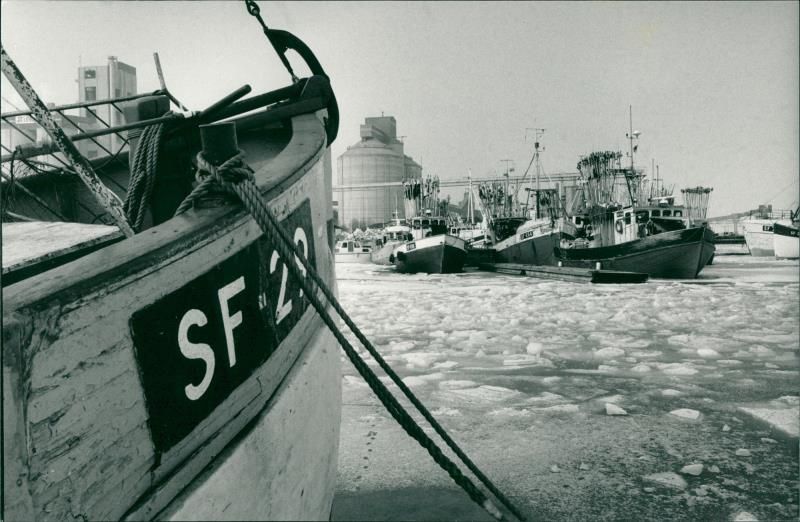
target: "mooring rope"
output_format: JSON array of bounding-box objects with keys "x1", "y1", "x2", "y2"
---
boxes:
[
  {"x1": 174, "y1": 152, "x2": 527, "y2": 522},
  {"x1": 123, "y1": 121, "x2": 166, "y2": 232}
]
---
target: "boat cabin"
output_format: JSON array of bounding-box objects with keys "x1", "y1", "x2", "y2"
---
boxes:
[
  {"x1": 335, "y1": 239, "x2": 370, "y2": 253},
  {"x1": 409, "y1": 216, "x2": 448, "y2": 240},
  {"x1": 612, "y1": 205, "x2": 686, "y2": 243}
]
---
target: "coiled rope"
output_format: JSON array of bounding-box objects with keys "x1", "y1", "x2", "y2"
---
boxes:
[
  {"x1": 174, "y1": 152, "x2": 527, "y2": 522},
  {"x1": 124, "y1": 121, "x2": 166, "y2": 232}
]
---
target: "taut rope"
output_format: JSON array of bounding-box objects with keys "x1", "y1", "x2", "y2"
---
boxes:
[{"x1": 175, "y1": 152, "x2": 527, "y2": 522}]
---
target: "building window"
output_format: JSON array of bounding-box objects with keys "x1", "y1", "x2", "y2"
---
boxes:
[
  {"x1": 84, "y1": 87, "x2": 96, "y2": 101},
  {"x1": 84, "y1": 69, "x2": 96, "y2": 79}
]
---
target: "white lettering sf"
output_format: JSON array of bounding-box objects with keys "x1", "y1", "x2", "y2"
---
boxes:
[{"x1": 178, "y1": 309, "x2": 215, "y2": 401}]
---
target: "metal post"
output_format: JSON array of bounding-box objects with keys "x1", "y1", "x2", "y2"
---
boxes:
[{"x1": 1, "y1": 45, "x2": 134, "y2": 236}]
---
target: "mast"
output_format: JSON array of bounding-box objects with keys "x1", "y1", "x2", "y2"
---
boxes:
[{"x1": 624, "y1": 105, "x2": 640, "y2": 206}]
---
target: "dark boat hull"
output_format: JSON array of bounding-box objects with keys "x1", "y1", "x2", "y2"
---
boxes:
[
  {"x1": 555, "y1": 226, "x2": 715, "y2": 279},
  {"x1": 494, "y1": 231, "x2": 559, "y2": 266},
  {"x1": 395, "y1": 235, "x2": 467, "y2": 273}
]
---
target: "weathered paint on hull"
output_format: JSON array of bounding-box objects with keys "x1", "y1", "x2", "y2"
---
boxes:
[
  {"x1": 555, "y1": 227, "x2": 715, "y2": 279},
  {"x1": 158, "y1": 326, "x2": 341, "y2": 521},
  {"x1": 396, "y1": 241, "x2": 466, "y2": 274},
  {"x1": 3, "y1": 114, "x2": 341, "y2": 521},
  {"x1": 494, "y1": 232, "x2": 559, "y2": 266}
]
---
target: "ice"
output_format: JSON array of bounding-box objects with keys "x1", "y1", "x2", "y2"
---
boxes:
[
  {"x1": 488, "y1": 407, "x2": 531, "y2": 417},
  {"x1": 697, "y1": 348, "x2": 720, "y2": 358},
  {"x1": 431, "y1": 407, "x2": 462, "y2": 417},
  {"x1": 438, "y1": 380, "x2": 479, "y2": 390},
  {"x1": 659, "y1": 363, "x2": 699, "y2": 376},
  {"x1": 435, "y1": 385, "x2": 522, "y2": 405},
  {"x1": 387, "y1": 340, "x2": 416, "y2": 353},
  {"x1": 432, "y1": 360, "x2": 459, "y2": 370},
  {"x1": 400, "y1": 352, "x2": 443, "y2": 369},
  {"x1": 594, "y1": 347, "x2": 625, "y2": 359}
]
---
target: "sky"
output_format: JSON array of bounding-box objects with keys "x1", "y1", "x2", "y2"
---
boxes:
[{"x1": 1, "y1": 1, "x2": 797, "y2": 217}]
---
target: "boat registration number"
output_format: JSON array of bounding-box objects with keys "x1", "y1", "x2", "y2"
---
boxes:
[
  {"x1": 130, "y1": 199, "x2": 316, "y2": 453},
  {"x1": 406, "y1": 242, "x2": 416, "y2": 251}
]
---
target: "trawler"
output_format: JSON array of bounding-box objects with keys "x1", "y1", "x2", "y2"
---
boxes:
[
  {"x1": 2, "y1": 3, "x2": 342, "y2": 519},
  {"x1": 555, "y1": 113, "x2": 715, "y2": 278}
]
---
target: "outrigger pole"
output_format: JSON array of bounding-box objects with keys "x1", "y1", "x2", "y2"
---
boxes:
[{"x1": 1, "y1": 44, "x2": 135, "y2": 236}]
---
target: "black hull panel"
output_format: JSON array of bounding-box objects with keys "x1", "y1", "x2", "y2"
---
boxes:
[
  {"x1": 555, "y1": 227, "x2": 715, "y2": 279},
  {"x1": 396, "y1": 244, "x2": 466, "y2": 274}
]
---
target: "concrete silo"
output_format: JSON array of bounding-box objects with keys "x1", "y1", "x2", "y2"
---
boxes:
[{"x1": 334, "y1": 116, "x2": 422, "y2": 230}]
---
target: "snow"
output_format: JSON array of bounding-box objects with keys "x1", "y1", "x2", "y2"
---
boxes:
[{"x1": 335, "y1": 257, "x2": 799, "y2": 516}]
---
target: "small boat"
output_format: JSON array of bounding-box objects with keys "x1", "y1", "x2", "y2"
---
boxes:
[
  {"x1": 370, "y1": 213, "x2": 412, "y2": 265},
  {"x1": 773, "y1": 209, "x2": 799, "y2": 259},
  {"x1": 392, "y1": 215, "x2": 467, "y2": 273},
  {"x1": 2, "y1": 6, "x2": 342, "y2": 520},
  {"x1": 334, "y1": 238, "x2": 372, "y2": 263}
]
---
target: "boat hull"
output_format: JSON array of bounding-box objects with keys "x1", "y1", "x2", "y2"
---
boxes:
[
  {"x1": 3, "y1": 114, "x2": 341, "y2": 521},
  {"x1": 335, "y1": 252, "x2": 372, "y2": 264},
  {"x1": 773, "y1": 223, "x2": 800, "y2": 259},
  {"x1": 494, "y1": 229, "x2": 560, "y2": 266},
  {"x1": 742, "y1": 219, "x2": 783, "y2": 256},
  {"x1": 555, "y1": 226, "x2": 715, "y2": 279},
  {"x1": 394, "y1": 235, "x2": 467, "y2": 273}
]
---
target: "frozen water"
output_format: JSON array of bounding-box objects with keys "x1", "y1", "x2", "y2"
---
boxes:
[{"x1": 335, "y1": 256, "x2": 799, "y2": 518}]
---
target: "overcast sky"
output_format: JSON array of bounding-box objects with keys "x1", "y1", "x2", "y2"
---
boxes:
[{"x1": 2, "y1": 1, "x2": 797, "y2": 217}]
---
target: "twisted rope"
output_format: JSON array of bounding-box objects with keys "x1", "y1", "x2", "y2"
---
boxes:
[
  {"x1": 124, "y1": 122, "x2": 166, "y2": 231},
  {"x1": 174, "y1": 152, "x2": 526, "y2": 521}
]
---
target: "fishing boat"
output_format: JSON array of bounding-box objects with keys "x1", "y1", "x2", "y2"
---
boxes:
[
  {"x1": 742, "y1": 206, "x2": 795, "y2": 256},
  {"x1": 773, "y1": 208, "x2": 799, "y2": 259},
  {"x1": 391, "y1": 215, "x2": 467, "y2": 273},
  {"x1": 554, "y1": 114, "x2": 715, "y2": 278},
  {"x1": 370, "y1": 212, "x2": 412, "y2": 265},
  {"x1": 2, "y1": 5, "x2": 343, "y2": 520},
  {"x1": 472, "y1": 132, "x2": 563, "y2": 266},
  {"x1": 334, "y1": 238, "x2": 372, "y2": 263}
]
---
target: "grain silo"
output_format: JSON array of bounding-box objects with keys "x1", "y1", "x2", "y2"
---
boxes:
[{"x1": 334, "y1": 116, "x2": 422, "y2": 230}]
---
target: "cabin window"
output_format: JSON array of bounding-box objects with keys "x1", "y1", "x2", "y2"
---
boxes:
[
  {"x1": 673, "y1": 210, "x2": 682, "y2": 217},
  {"x1": 662, "y1": 210, "x2": 672, "y2": 217},
  {"x1": 624, "y1": 212, "x2": 631, "y2": 224},
  {"x1": 84, "y1": 69, "x2": 96, "y2": 79},
  {"x1": 347, "y1": 242, "x2": 354, "y2": 252},
  {"x1": 422, "y1": 219, "x2": 429, "y2": 226},
  {"x1": 651, "y1": 209, "x2": 661, "y2": 217},
  {"x1": 635, "y1": 211, "x2": 648, "y2": 222},
  {"x1": 84, "y1": 87, "x2": 96, "y2": 101},
  {"x1": 575, "y1": 217, "x2": 583, "y2": 225}
]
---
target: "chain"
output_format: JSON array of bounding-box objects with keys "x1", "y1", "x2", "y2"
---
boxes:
[{"x1": 244, "y1": 0, "x2": 299, "y2": 83}]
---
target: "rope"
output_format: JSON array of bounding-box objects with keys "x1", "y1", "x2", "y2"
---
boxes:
[
  {"x1": 123, "y1": 122, "x2": 165, "y2": 232},
  {"x1": 175, "y1": 152, "x2": 527, "y2": 522},
  {"x1": 244, "y1": 0, "x2": 299, "y2": 83}
]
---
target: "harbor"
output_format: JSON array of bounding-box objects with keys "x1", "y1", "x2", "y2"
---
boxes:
[
  {"x1": 333, "y1": 256, "x2": 799, "y2": 521},
  {"x1": 1, "y1": 2, "x2": 798, "y2": 522}
]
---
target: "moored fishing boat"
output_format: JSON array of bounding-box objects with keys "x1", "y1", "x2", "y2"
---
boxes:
[
  {"x1": 2, "y1": 4, "x2": 343, "y2": 520},
  {"x1": 392, "y1": 215, "x2": 467, "y2": 273},
  {"x1": 773, "y1": 209, "x2": 799, "y2": 259},
  {"x1": 741, "y1": 206, "x2": 795, "y2": 257},
  {"x1": 554, "y1": 115, "x2": 715, "y2": 279},
  {"x1": 369, "y1": 212, "x2": 412, "y2": 265}
]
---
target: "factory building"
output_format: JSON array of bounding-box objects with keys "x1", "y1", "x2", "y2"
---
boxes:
[
  {"x1": 77, "y1": 56, "x2": 137, "y2": 157},
  {"x1": 333, "y1": 116, "x2": 422, "y2": 230}
]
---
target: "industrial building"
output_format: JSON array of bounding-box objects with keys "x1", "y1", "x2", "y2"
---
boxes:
[
  {"x1": 333, "y1": 116, "x2": 422, "y2": 230},
  {"x1": 77, "y1": 56, "x2": 137, "y2": 156}
]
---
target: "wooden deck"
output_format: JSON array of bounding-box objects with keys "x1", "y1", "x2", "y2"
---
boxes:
[
  {"x1": 477, "y1": 262, "x2": 649, "y2": 284},
  {"x1": 2, "y1": 221, "x2": 123, "y2": 286}
]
